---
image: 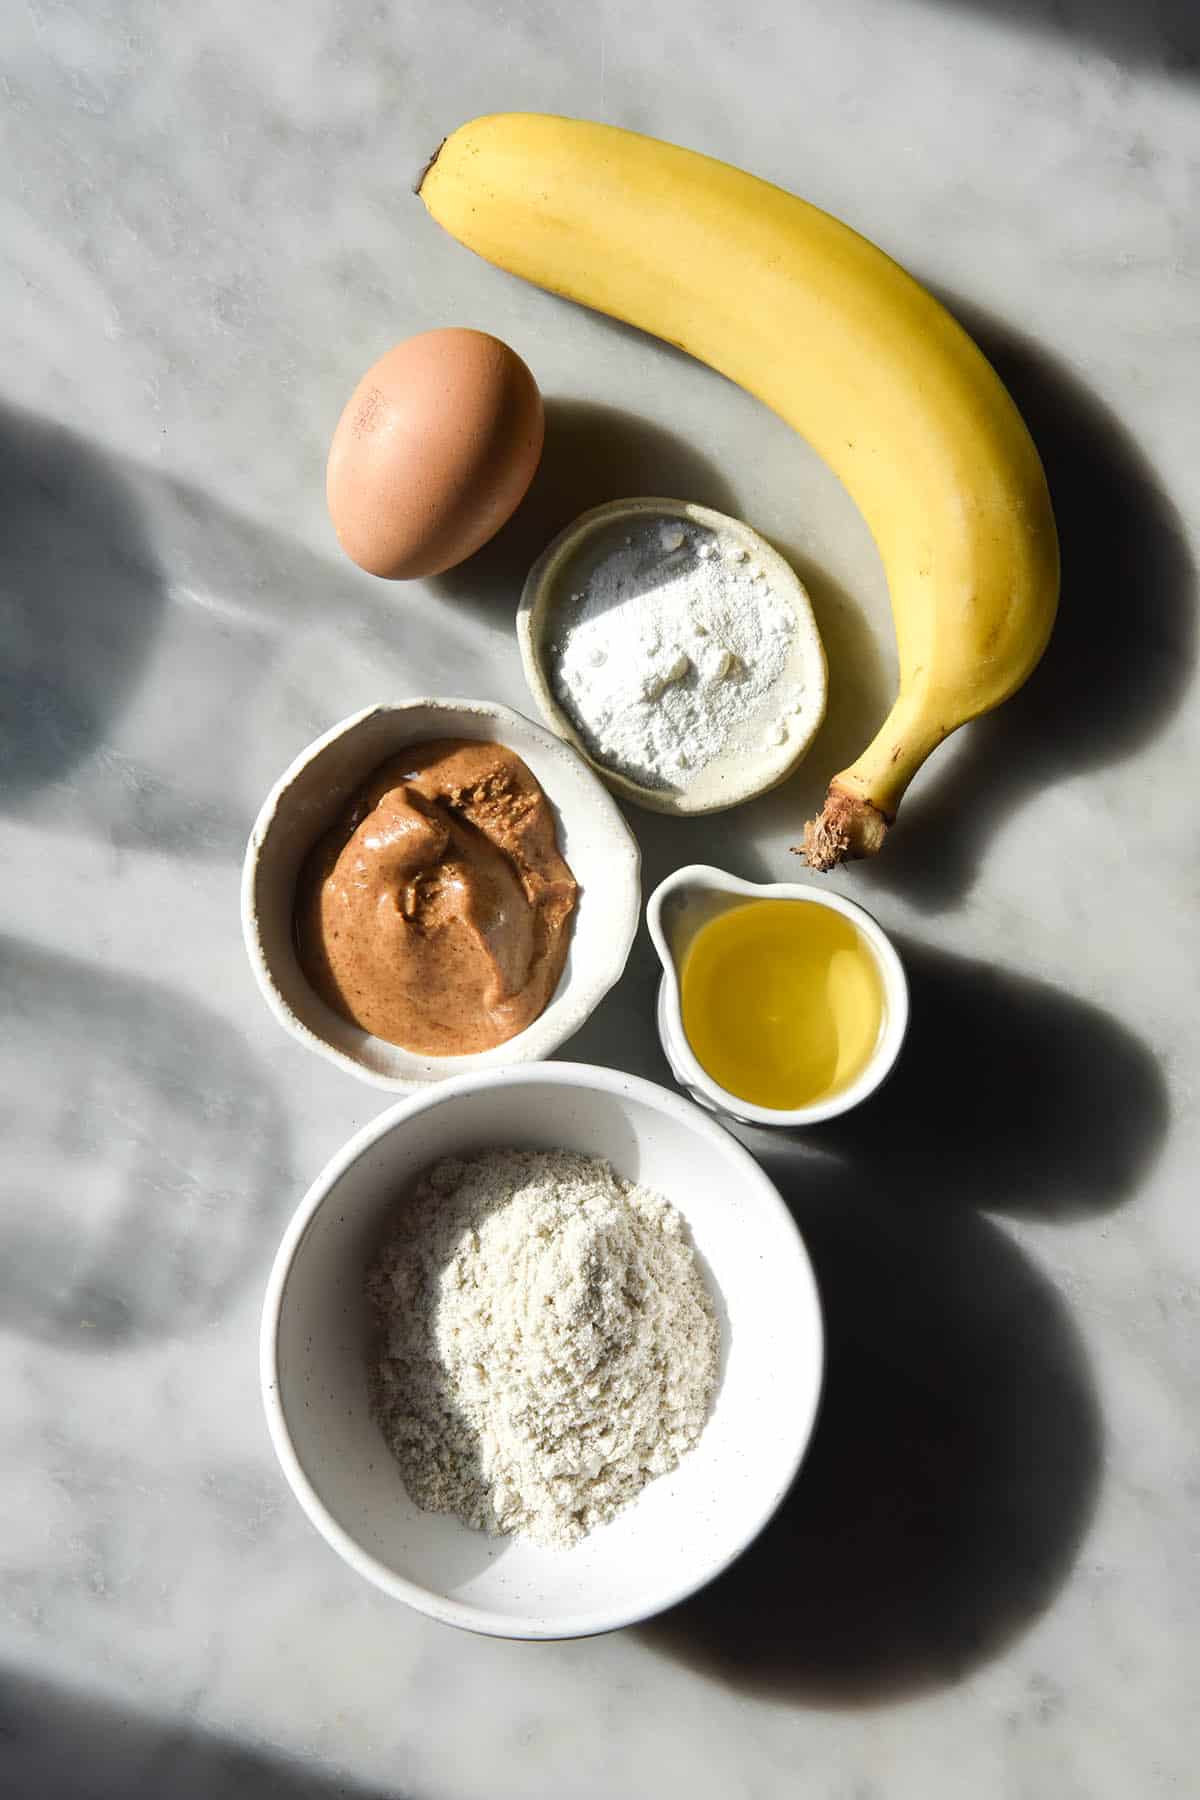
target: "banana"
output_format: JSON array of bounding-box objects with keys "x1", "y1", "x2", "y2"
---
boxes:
[{"x1": 419, "y1": 114, "x2": 1059, "y2": 868}]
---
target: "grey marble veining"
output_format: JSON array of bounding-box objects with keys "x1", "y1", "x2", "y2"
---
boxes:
[{"x1": 1, "y1": 2, "x2": 1197, "y2": 1796}]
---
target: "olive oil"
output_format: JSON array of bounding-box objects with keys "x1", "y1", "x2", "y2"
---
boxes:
[{"x1": 679, "y1": 899, "x2": 886, "y2": 1110}]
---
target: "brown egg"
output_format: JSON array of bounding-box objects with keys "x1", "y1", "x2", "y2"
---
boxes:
[{"x1": 326, "y1": 328, "x2": 544, "y2": 580}]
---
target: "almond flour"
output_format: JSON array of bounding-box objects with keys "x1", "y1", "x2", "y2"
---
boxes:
[{"x1": 366, "y1": 1149, "x2": 719, "y2": 1549}]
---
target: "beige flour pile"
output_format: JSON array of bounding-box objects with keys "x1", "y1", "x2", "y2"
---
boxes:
[{"x1": 366, "y1": 1149, "x2": 719, "y2": 1548}]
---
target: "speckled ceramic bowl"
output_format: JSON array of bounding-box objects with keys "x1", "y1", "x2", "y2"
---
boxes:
[
  {"x1": 261, "y1": 1063, "x2": 824, "y2": 1638},
  {"x1": 242, "y1": 700, "x2": 641, "y2": 1091},
  {"x1": 518, "y1": 497, "x2": 828, "y2": 816}
]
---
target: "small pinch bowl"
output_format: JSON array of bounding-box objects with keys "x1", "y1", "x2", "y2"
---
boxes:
[
  {"x1": 242, "y1": 699, "x2": 641, "y2": 1091},
  {"x1": 518, "y1": 497, "x2": 828, "y2": 816},
  {"x1": 648, "y1": 864, "x2": 909, "y2": 1128},
  {"x1": 260, "y1": 1062, "x2": 824, "y2": 1638}
]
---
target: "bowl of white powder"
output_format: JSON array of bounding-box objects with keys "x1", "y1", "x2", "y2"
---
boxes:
[
  {"x1": 261, "y1": 1062, "x2": 824, "y2": 1639},
  {"x1": 518, "y1": 498, "x2": 828, "y2": 815}
]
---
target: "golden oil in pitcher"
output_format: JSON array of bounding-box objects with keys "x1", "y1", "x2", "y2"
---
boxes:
[{"x1": 680, "y1": 899, "x2": 886, "y2": 1110}]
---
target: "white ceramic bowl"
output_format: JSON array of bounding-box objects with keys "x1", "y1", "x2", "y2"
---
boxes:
[
  {"x1": 260, "y1": 1063, "x2": 824, "y2": 1639},
  {"x1": 518, "y1": 497, "x2": 828, "y2": 816},
  {"x1": 648, "y1": 864, "x2": 909, "y2": 1127},
  {"x1": 242, "y1": 700, "x2": 641, "y2": 1091}
]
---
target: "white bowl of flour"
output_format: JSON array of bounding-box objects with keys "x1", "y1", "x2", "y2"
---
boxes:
[
  {"x1": 261, "y1": 1063, "x2": 824, "y2": 1639},
  {"x1": 518, "y1": 498, "x2": 828, "y2": 815}
]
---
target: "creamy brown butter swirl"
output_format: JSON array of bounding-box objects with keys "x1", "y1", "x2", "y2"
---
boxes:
[{"x1": 295, "y1": 739, "x2": 578, "y2": 1055}]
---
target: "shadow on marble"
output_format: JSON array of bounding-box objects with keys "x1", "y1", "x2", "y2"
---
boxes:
[
  {"x1": 559, "y1": 812, "x2": 784, "y2": 1087},
  {"x1": 0, "y1": 1670, "x2": 390, "y2": 1800},
  {"x1": 570, "y1": 922, "x2": 1166, "y2": 1225},
  {"x1": 639, "y1": 1176, "x2": 1102, "y2": 1705},
  {"x1": 430, "y1": 396, "x2": 741, "y2": 620},
  {"x1": 0, "y1": 400, "x2": 497, "y2": 863},
  {"x1": 856, "y1": 303, "x2": 1196, "y2": 911},
  {"x1": 739, "y1": 556, "x2": 893, "y2": 851},
  {"x1": 776, "y1": 933, "x2": 1169, "y2": 1221},
  {"x1": 0, "y1": 403, "x2": 165, "y2": 797},
  {"x1": 924, "y1": 0, "x2": 1200, "y2": 80},
  {"x1": 0, "y1": 398, "x2": 262, "y2": 861},
  {"x1": 0, "y1": 935, "x2": 290, "y2": 1348}
]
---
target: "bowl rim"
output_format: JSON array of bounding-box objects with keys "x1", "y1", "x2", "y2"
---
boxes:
[
  {"x1": 647, "y1": 863, "x2": 910, "y2": 1127},
  {"x1": 260, "y1": 1061, "x2": 825, "y2": 1640},
  {"x1": 516, "y1": 496, "x2": 829, "y2": 817},
  {"x1": 241, "y1": 698, "x2": 642, "y2": 1092}
]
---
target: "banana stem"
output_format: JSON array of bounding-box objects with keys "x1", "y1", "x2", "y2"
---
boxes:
[
  {"x1": 797, "y1": 785, "x2": 891, "y2": 870},
  {"x1": 799, "y1": 695, "x2": 952, "y2": 868}
]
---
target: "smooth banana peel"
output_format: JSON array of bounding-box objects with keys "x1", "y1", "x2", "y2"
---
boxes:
[{"x1": 419, "y1": 113, "x2": 1060, "y2": 868}]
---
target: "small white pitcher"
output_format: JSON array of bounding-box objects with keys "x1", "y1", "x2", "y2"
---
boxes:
[{"x1": 646, "y1": 864, "x2": 909, "y2": 1127}]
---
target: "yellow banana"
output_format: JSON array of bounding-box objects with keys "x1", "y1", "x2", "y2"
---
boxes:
[{"x1": 419, "y1": 114, "x2": 1059, "y2": 868}]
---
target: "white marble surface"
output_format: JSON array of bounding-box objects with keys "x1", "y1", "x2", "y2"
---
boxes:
[{"x1": 1, "y1": 1, "x2": 1197, "y2": 1795}]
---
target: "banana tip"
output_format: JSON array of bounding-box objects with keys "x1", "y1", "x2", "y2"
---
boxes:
[{"x1": 414, "y1": 136, "x2": 447, "y2": 198}]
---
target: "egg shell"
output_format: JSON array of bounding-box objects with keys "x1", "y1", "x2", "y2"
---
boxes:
[{"x1": 326, "y1": 328, "x2": 544, "y2": 580}]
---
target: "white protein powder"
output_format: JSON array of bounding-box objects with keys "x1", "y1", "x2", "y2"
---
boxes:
[
  {"x1": 367, "y1": 1149, "x2": 720, "y2": 1549},
  {"x1": 547, "y1": 517, "x2": 800, "y2": 789}
]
